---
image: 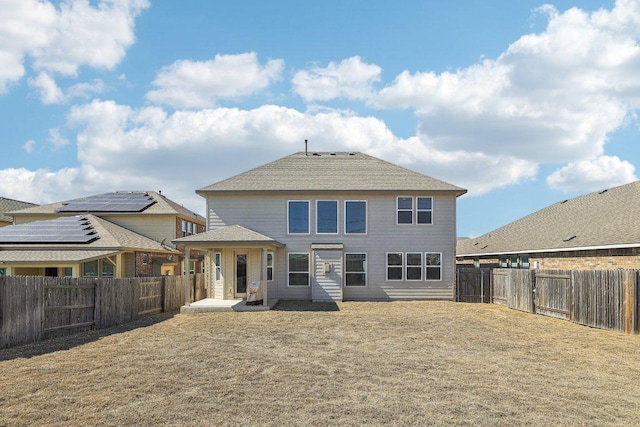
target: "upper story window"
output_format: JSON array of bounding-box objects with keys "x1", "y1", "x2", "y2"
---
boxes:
[
  {"x1": 288, "y1": 201, "x2": 310, "y2": 234},
  {"x1": 417, "y1": 197, "x2": 433, "y2": 224},
  {"x1": 181, "y1": 220, "x2": 187, "y2": 236},
  {"x1": 316, "y1": 200, "x2": 338, "y2": 234},
  {"x1": 345, "y1": 201, "x2": 367, "y2": 234},
  {"x1": 397, "y1": 196, "x2": 433, "y2": 225},
  {"x1": 397, "y1": 197, "x2": 413, "y2": 224}
]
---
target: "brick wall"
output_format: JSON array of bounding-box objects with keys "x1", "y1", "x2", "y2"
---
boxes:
[{"x1": 459, "y1": 248, "x2": 640, "y2": 270}]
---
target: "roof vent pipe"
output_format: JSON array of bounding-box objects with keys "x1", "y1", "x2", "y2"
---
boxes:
[{"x1": 305, "y1": 139, "x2": 308, "y2": 156}]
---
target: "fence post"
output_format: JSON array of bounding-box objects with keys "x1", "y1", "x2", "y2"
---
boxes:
[
  {"x1": 623, "y1": 270, "x2": 635, "y2": 334},
  {"x1": 161, "y1": 276, "x2": 166, "y2": 313}
]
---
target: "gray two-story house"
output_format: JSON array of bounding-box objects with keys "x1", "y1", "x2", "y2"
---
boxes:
[{"x1": 175, "y1": 151, "x2": 466, "y2": 303}]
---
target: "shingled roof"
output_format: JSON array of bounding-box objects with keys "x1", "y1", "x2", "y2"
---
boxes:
[
  {"x1": 8, "y1": 191, "x2": 205, "y2": 223},
  {"x1": 197, "y1": 152, "x2": 466, "y2": 194},
  {"x1": 0, "y1": 197, "x2": 37, "y2": 223},
  {"x1": 0, "y1": 214, "x2": 178, "y2": 263},
  {"x1": 457, "y1": 181, "x2": 640, "y2": 256}
]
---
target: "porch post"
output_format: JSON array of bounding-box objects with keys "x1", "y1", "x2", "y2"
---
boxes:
[
  {"x1": 262, "y1": 247, "x2": 268, "y2": 306},
  {"x1": 184, "y1": 246, "x2": 191, "y2": 307}
]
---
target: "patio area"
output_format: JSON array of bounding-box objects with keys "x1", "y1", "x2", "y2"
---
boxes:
[{"x1": 180, "y1": 298, "x2": 279, "y2": 313}]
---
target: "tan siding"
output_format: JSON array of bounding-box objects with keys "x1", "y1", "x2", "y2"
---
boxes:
[
  {"x1": 205, "y1": 192, "x2": 458, "y2": 301},
  {"x1": 100, "y1": 215, "x2": 177, "y2": 245}
]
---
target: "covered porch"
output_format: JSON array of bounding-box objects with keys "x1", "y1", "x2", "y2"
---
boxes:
[{"x1": 173, "y1": 225, "x2": 285, "y2": 312}]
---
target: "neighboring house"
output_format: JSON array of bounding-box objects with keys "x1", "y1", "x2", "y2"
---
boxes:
[
  {"x1": 174, "y1": 151, "x2": 466, "y2": 303},
  {"x1": 0, "y1": 214, "x2": 179, "y2": 277},
  {"x1": 0, "y1": 196, "x2": 37, "y2": 227},
  {"x1": 457, "y1": 181, "x2": 640, "y2": 270},
  {"x1": 8, "y1": 191, "x2": 206, "y2": 276}
]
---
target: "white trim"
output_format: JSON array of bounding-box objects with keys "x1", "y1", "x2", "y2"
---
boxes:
[
  {"x1": 396, "y1": 196, "x2": 413, "y2": 225},
  {"x1": 386, "y1": 252, "x2": 403, "y2": 281},
  {"x1": 287, "y1": 252, "x2": 310, "y2": 287},
  {"x1": 416, "y1": 196, "x2": 433, "y2": 225},
  {"x1": 344, "y1": 200, "x2": 367, "y2": 235},
  {"x1": 425, "y1": 252, "x2": 442, "y2": 281},
  {"x1": 405, "y1": 252, "x2": 423, "y2": 281},
  {"x1": 344, "y1": 252, "x2": 367, "y2": 287},
  {"x1": 459, "y1": 241, "x2": 640, "y2": 258},
  {"x1": 214, "y1": 251, "x2": 222, "y2": 283},
  {"x1": 266, "y1": 251, "x2": 274, "y2": 281},
  {"x1": 287, "y1": 200, "x2": 310, "y2": 235},
  {"x1": 316, "y1": 200, "x2": 339, "y2": 235}
]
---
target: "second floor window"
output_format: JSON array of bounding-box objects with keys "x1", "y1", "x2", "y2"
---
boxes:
[
  {"x1": 345, "y1": 201, "x2": 367, "y2": 234},
  {"x1": 288, "y1": 201, "x2": 309, "y2": 234},
  {"x1": 317, "y1": 200, "x2": 338, "y2": 234}
]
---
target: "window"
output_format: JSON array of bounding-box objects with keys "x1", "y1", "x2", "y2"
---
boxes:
[
  {"x1": 63, "y1": 267, "x2": 73, "y2": 277},
  {"x1": 499, "y1": 256, "x2": 508, "y2": 268},
  {"x1": 345, "y1": 253, "x2": 366, "y2": 286},
  {"x1": 83, "y1": 260, "x2": 99, "y2": 277},
  {"x1": 181, "y1": 220, "x2": 187, "y2": 237},
  {"x1": 101, "y1": 260, "x2": 114, "y2": 277},
  {"x1": 142, "y1": 253, "x2": 149, "y2": 264},
  {"x1": 187, "y1": 222, "x2": 193, "y2": 235},
  {"x1": 288, "y1": 253, "x2": 309, "y2": 286},
  {"x1": 521, "y1": 255, "x2": 530, "y2": 269},
  {"x1": 317, "y1": 200, "x2": 338, "y2": 234},
  {"x1": 267, "y1": 252, "x2": 274, "y2": 281},
  {"x1": 425, "y1": 253, "x2": 442, "y2": 281},
  {"x1": 406, "y1": 252, "x2": 423, "y2": 281},
  {"x1": 387, "y1": 252, "x2": 403, "y2": 281},
  {"x1": 189, "y1": 261, "x2": 195, "y2": 274},
  {"x1": 288, "y1": 201, "x2": 310, "y2": 234},
  {"x1": 397, "y1": 197, "x2": 413, "y2": 224},
  {"x1": 214, "y1": 252, "x2": 222, "y2": 282},
  {"x1": 417, "y1": 197, "x2": 433, "y2": 224},
  {"x1": 345, "y1": 201, "x2": 367, "y2": 234}
]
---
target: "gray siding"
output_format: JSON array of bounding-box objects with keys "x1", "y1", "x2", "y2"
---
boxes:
[
  {"x1": 313, "y1": 250, "x2": 343, "y2": 302},
  {"x1": 206, "y1": 192, "x2": 457, "y2": 301}
]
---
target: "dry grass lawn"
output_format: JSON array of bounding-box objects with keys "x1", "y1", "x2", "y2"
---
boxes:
[{"x1": 2, "y1": 301, "x2": 640, "y2": 426}]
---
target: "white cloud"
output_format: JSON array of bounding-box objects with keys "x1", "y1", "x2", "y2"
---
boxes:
[
  {"x1": 48, "y1": 128, "x2": 69, "y2": 150},
  {"x1": 546, "y1": 155, "x2": 637, "y2": 192},
  {"x1": 23, "y1": 140, "x2": 36, "y2": 154},
  {"x1": 292, "y1": 56, "x2": 382, "y2": 102},
  {"x1": 0, "y1": 0, "x2": 149, "y2": 92},
  {"x1": 28, "y1": 71, "x2": 64, "y2": 104},
  {"x1": 372, "y1": 0, "x2": 640, "y2": 193},
  {"x1": 146, "y1": 53, "x2": 285, "y2": 109}
]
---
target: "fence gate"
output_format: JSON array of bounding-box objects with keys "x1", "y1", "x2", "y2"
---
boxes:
[
  {"x1": 456, "y1": 268, "x2": 491, "y2": 303},
  {"x1": 534, "y1": 272, "x2": 571, "y2": 320},
  {"x1": 492, "y1": 270, "x2": 510, "y2": 306}
]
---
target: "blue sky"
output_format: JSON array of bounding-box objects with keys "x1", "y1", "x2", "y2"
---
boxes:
[{"x1": 2, "y1": 0, "x2": 638, "y2": 237}]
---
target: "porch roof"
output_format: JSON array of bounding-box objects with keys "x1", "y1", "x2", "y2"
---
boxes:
[
  {"x1": 0, "y1": 249, "x2": 119, "y2": 263},
  {"x1": 172, "y1": 225, "x2": 285, "y2": 248}
]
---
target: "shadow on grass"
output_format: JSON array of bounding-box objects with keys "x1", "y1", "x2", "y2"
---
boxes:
[
  {"x1": 273, "y1": 300, "x2": 340, "y2": 312},
  {"x1": 0, "y1": 311, "x2": 177, "y2": 361}
]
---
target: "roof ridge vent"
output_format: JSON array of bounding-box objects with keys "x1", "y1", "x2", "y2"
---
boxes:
[
  {"x1": 563, "y1": 235, "x2": 576, "y2": 242},
  {"x1": 598, "y1": 189, "x2": 608, "y2": 194},
  {"x1": 560, "y1": 199, "x2": 568, "y2": 204}
]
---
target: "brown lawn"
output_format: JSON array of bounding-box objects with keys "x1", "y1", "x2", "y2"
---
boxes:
[{"x1": 1, "y1": 301, "x2": 640, "y2": 426}]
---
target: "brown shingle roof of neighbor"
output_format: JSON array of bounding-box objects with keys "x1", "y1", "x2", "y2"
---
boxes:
[
  {"x1": 457, "y1": 181, "x2": 640, "y2": 257},
  {"x1": 197, "y1": 152, "x2": 467, "y2": 195},
  {"x1": 0, "y1": 214, "x2": 179, "y2": 260},
  {"x1": 0, "y1": 197, "x2": 37, "y2": 223},
  {"x1": 8, "y1": 191, "x2": 205, "y2": 223},
  {"x1": 173, "y1": 225, "x2": 284, "y2": 247}
]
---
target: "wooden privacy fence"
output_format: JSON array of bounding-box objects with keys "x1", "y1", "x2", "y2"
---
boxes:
[
  {"x1": 0, "y1": 274, "x2": 205, "y2": 349},
  {"x1": 457, "y1": 268, "x2": 639, "y2": 334}
]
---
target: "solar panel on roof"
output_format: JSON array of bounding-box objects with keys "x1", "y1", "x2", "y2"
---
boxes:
[
  {"x1": 57, "y1": 192, "x2": 156, "y2": 213},
  {"x1": 0, "y1": 216, "x2": 100, "y2": 244}
]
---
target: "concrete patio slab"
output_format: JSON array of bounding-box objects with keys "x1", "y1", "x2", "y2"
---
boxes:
[{"x1": 180, "y1": 298, "x2": 279, "y2": 313}]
